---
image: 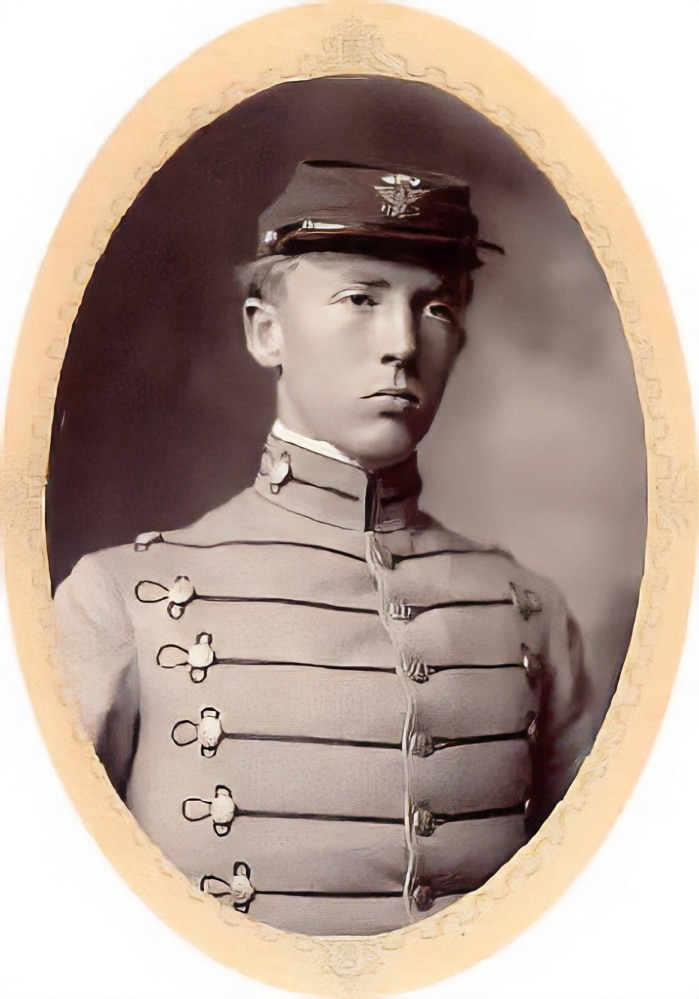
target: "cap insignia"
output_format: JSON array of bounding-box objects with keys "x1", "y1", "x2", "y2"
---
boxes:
[{"x1": 374, "y1": 173, "x2": 424, "y2": 219}]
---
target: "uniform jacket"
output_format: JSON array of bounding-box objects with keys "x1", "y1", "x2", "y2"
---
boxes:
[{"x1": 54, "y1": 432, "x2": 591, "y2": 935}]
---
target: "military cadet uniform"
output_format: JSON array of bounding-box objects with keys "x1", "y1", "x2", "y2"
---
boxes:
[{"x1": 54, "y1": 162, "x2": 592, "y2": 936}]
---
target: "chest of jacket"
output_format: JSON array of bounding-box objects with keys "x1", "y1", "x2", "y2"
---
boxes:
[{"x1": 123, "y1": 524, "x2": 543, "y2": 932}]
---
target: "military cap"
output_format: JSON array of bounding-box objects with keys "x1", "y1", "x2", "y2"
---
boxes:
[{"x1": 256, "y1": 160, "x2": 503, "y2": 267}]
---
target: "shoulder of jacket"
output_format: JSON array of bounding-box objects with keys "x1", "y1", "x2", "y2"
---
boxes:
[
  {"x1": 427, "y1": 519, "x2": 569, "y2": 616},
  {"x1": 420, "y1": 516, "x2": 516, "y2": 560},
  {"x1": 54, "y1": 541, "x2": 136, "y2": 602},
  {"x1": 57, "y1": 486, "x2": 269, "y2": 596},
  {"x1": 53, "y1": 543, "x2": 138, "y2": 631},
  {"x1": 493, "y1": 550, "x2": 568, "y2": 608},
  {"x1": 147, "y1": 486, "x2": 262, "y2": 548}
]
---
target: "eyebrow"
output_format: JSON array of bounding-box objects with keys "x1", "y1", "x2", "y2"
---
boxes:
[
  {"x1": 330, "y1": 271, "x2": 457, "y2": 298},
  {"x1": 338, "y1": 277, "x2": 391, "y2": 289}
]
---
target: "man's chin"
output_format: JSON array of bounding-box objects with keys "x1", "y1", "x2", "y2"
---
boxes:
[{"x1": 341, "y1": 422, "x2": 422, "y2": 471}]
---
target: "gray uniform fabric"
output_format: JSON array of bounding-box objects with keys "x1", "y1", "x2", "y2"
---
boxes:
[{"x1": 54, "y1": 433, "x2": 591, "y2": 935}]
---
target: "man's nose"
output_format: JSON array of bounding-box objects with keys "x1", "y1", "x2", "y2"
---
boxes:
[{"x1": 378, "y1": 300, "x2": 418, "y2": 366}]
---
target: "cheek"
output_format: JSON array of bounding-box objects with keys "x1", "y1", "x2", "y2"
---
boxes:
[
  {"x1": 281, "y1": 333, "x2": 349, "y2": 404},
  {"x1": 419, "y1": 334, "x2": 459, "y2": 390},
  {"x1": 304, "y1": 351, "x2": 344, "y2": 392},
  {"x1": 283, "y1": 312, "x2": 367, "y2": 380}
]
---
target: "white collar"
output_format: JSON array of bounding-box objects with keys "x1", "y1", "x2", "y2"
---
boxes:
[{"x1": 270, "y1": 419, "x2": 361, "y2": 467}]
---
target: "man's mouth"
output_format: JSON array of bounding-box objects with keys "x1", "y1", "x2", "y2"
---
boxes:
[{"x1": 363, "y1": 388, "x2": 420, "y2": 407}]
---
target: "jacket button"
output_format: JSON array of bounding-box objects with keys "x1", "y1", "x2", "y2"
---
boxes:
[
  {"x1": 521, "y1": 643, "x2": 545, "y2": 680},
  {"x1": 171, "y1": 707, "x2": 225, "y2": 756},
  {"x1": 411, "y1": 732, "x2": 434, "y2": 758},
  {"x1": 134, "y1": 531, "x2": 163, "y2": 552},
  {"x1": 268, "y1": 452, "x2": 291, "y2": 494},
  {"x1": 210, "y1": 786, "x2": 236, "y2": 834},
  {"x1": 168, "y1": 575, "x2": 195, "y2": 618},
  {"x1": 388, "y1": 601, "x2": 413, "y2": 622},
  {"x1": 135, "y1": 575, "x2": 195, "y2": 618},
  {"x1": 158, "y1": 633, "x2": 216, "y2": 683},
  {"x1": 413, "y1": 805, "x2": 437, "y2": 837},
  {"x1": 188, "y1": 632, "x2": 215, "y2": 682},
  {"x1": 183, "y1": 785, "x2": 236, "y2": 835},
  {"x1": 199, "y1": 708, "x2": 225, "y2": 758},
  {"x1": 229, "y1": 861, "x2": 256, "y2": 911},
  {"x1": 526, "y1": 712, "x2": 539, "y2": 743},
  {"x1": 200, "y1": 861, "x2": 255, "y2": 913},
  {"x1": 510, "y1": 582, "x2": 542, "y2": 621},
  {"x1": 399, "y1": 655, "x2": 431, "y2": 683},
  {"x1": 412, "y1": 882, "x2": 435, "y2": 912}
]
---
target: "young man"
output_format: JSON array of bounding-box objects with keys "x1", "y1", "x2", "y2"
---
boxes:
[{"x1": 55, "y1": 161, "x2": 591, "y2": 936}]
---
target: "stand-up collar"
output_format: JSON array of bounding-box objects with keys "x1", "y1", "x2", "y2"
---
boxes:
[
  {"x1": 254, "y1": 432, "x2": 424, "y2": 532},
  {"x1": 270, "y1": 419, "x2": 361, "y2": 467}
]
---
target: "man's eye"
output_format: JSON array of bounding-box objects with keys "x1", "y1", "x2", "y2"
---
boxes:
[
  {"x1": 344, "y1": 293, "x2": 377, "y2": 307},
  {"x1": 425, "y1": 303, "x2": 455, "y2": 323}
]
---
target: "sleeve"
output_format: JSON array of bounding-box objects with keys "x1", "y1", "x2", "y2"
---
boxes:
[
  {"x1": 53, "y1": 552, "x2": 138, "y2": 799},
  {"x1": 529, "y1": 583, "x2": 595, "y2": 831}
]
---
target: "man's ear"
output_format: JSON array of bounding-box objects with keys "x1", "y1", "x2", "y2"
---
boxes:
[{"x1": 243, "y1": 298, "x2": 284, "y2": 369}]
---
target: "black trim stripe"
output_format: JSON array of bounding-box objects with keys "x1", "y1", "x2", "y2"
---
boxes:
[
  {"x1": 430, "y1": 661, "x2": 522, "y2": 672},
  {"x1": 216, "y1": 802, "x2": 525, "y2": 826},
  {"x1": 203, "y1": 885, "x2": 500, "y2": 901},
  {"x1": 224, "y1": 732, "x2": 401, "y2": 750},
  {"x1": 435, "y1": 729, "x2": 529, "y2": 749},
  {"x1": 151, "y1": 593, "x2": 512, "y2": 616},
  {"x1": 237, "y1": 809, "x2": 404, "y2": 824},
  {"x1": 394, "y1": 547, "x2": 508, "y2": 563},
  {"x1": 290, "y1": 476, "x2": 360, "y2": 502},
  {"x1": 211, "y1": 729, "x2": 528, "y2": 751},
  {"x1": 257, "y1": 890, "x2": 405, "y2": 899},
  {"x1": 216, "y1": 657, "x2": 396, "y2": 674},
  {"x1": 156, "y1": 537, "x2": 507, "y2": 565},
  {"x1": 437, "y1": 802, "x2": 525, "y2": 824},
  {"x1": 409, "y1": 598, "x2": 511, "y2": 618},
  {"x1": 198, "y1": 595, "x2": 378, "y2": 614},
  {"x1": 160, "y1": 538, "x2": 367, "y2": 562},
  {"x1": 209, "y1": 657, "x2": 525, "y2": 675}
]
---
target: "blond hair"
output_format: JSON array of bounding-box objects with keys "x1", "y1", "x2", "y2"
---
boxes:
[{"x1": 237, "y1": 255, "x2": 302, "y2": 304}]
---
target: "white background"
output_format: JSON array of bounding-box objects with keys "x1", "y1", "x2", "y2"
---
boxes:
[{"x1": 1, "y1": 3, "x2": 697, "y2": 998}]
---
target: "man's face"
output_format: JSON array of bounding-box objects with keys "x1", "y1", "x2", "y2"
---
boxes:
[{"x1": 250, "y1": 252, "x2": 466, "y2": 470}]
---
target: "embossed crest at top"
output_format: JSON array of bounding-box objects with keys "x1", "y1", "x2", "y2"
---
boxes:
[{"x1": 374, "y1": 173, "x2": 424, "y2": 218}]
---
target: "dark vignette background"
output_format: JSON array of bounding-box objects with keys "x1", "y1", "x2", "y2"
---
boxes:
[{"x1": 46, "y1": 75, "x2": 646, "y2": 734}]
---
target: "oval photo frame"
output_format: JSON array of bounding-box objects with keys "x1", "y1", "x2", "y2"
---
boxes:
[{"x1": 3, "y1": 2, "x2": 696, "y2": 996}]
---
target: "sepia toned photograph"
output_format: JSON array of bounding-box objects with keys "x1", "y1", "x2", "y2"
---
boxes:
[
  {"x1": 47, "y1": 71, "x2": 644, "y2": 935},
  {"x1": 2, "y1": 2, "x2": 697, "y2": 998}
]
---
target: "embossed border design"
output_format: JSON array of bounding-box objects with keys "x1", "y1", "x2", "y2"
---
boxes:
[{"x1": 3, "y1": 2, "x2": 696, "y2": 994}]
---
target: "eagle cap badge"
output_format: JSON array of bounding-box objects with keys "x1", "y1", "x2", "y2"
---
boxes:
[{"x1": 374, "y1": 173, "x2": 425, "y2": 218}]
